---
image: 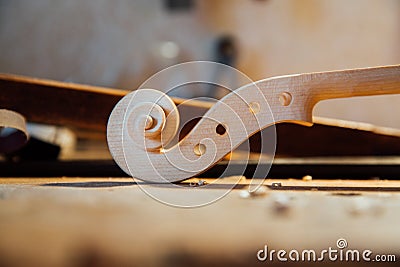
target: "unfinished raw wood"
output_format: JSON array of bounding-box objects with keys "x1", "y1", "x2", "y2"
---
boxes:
[
  {"x1": 107, "y1": 65, "x2": 400, "y2": 182},
  {"x1": 1, "y1": 178, "x2": 400, "y2": 267}
]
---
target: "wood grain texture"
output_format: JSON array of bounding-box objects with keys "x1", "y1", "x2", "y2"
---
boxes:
[
  {"x1": 0, "y1": 178, "x2": 399, "y2": 267},
  {"x1": 108, "y1": 65, "x2": 400, "y2": 182},
  {"x1": 0, "y1": 73, "x2": 126, "y2": 131},
  {"x1": 0, "y1": 73, "x2": 211, "y2": 131}
]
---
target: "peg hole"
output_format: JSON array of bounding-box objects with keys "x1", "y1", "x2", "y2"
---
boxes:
[
  {"x1": 279, "y1": 92, "x2": 292, "y2": 106},
  {"x1": 216, "y1": 124, "x2": 227, "y2": 135},
  {"x1": 194, "y1": 143, "x2": 206, "y2": 156},
  {"x1": 249, "y1": 102, "x2": 260, "y2": 114}
]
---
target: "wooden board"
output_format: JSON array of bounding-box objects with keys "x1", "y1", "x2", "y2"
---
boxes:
[
  {"x1": 0, "y1": 73, "x2": 211, "y2": 131},
  {"x1": 0, "y1": 178, "x2": 399, "y2": 266}
]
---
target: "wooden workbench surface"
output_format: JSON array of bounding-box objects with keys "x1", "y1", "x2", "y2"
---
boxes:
[{"x1": 0, "y1": 178, "x2": 399, "y2": 266}]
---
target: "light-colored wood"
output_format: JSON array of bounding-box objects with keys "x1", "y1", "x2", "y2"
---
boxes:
[
  {"x1": 108, "y1": 65, "x2": 400, "y2": 182},
  {"x1": 0, "y1": 178, "x2": 400, "y2": 267}
]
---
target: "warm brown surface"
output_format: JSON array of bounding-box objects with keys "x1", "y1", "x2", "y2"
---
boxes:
[
  {"x1": 0, "y1": 73, "x2": 126, "y2": 131},
  {"x1": 0, "y1": 177, "x2": 399, "y2": 267},
  {"x1": 0, "y1": 73, "x2": 212, "y2": 132}
]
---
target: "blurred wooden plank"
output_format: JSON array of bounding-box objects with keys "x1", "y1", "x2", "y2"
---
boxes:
[
  {"x1": 3, "y1": 73, "x2": 400, "y2": 158},
  {"x1": 0, "y1": 178, "x2": 399, "y2": 266},
  {"x1": 0, "y1": 73, "x2": 212, "y2": 131},
  {"x1": 0, "y1": 73, "x2": 126, "y2": 131},
  {"x1": 249, "y1": 117, "x2": 400, "y2": 157}
]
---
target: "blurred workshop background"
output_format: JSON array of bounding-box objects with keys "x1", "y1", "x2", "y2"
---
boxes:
[{"x1": 0, "y1": 0, "x2": 399, "y2": 128}]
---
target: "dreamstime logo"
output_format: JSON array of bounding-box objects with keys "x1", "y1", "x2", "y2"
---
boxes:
[
  {"x1": 257, "y1": 238, "x2": 396, "y2": 263},
  {"x1": 336, "y1": 238, "x2": 347, "y2": 249},
  {"x1": 115, "y1": 61, "x2": 277, "y2": 208}
]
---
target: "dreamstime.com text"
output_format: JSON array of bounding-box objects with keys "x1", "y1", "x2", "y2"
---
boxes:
[{"x1": 257, "y1": 238, "x2": 396, "y2": 263}]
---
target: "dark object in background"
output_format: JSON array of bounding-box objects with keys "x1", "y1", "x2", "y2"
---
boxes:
[
  {"x1": 164, "y1": 0, "x2": 195, "y2": 11},
  {"x1": 0, "y1": 109, "x2": 29, "y2": 154},
  {"x1": 215, "y1": 35, "x2": 237, "y2": 66},
  {"x1": 0, "y1": 129, "x2": 28, "y2": 154},
  {"x1": 5, "y1": 137, "x2": 60, "y2": 162},
  {"x1": 206, "y1": 35, "x2": 239, "y2": 98}
]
